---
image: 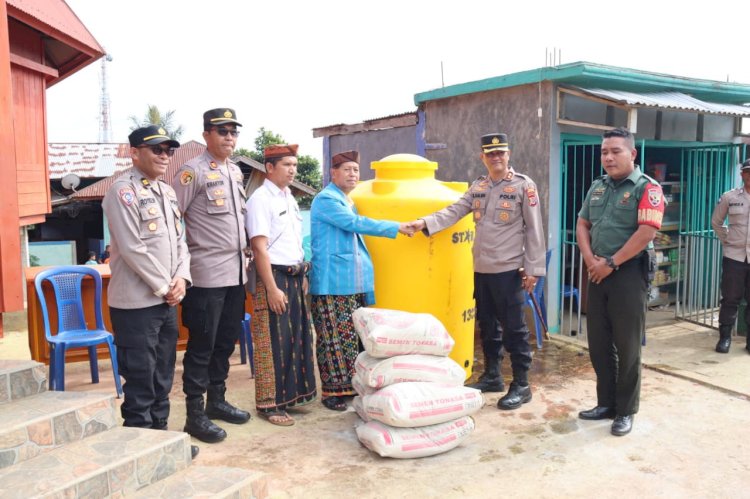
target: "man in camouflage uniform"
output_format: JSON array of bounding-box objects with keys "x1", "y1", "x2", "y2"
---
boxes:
[{"x1": 411, "y1": 132, "x2": 546, "y2": 410}]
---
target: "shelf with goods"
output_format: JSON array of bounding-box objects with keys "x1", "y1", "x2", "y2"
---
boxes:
[{"x1": 650, "y1": 224, "x2": 683, "y2": 305}]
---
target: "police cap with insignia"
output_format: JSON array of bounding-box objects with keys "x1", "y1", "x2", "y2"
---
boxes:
[
  {"x1": 741, "y1": 158, "x2": 750, "y2": 170},
  {"x1": 331, "y1": 150, "x2": 360, "y2": 168},
  {"x1": 264, "y1": 144, "x2": 299, "y2": 162},
  {"x1": 203, "y1": 108, "x2": 243, "y2": 127},
  {"x1": 481, "y1": 133, "x2": 510, "y2": 153},
  {"x1": 128, "y1": 125, "x2": 180, "y2": 148}
]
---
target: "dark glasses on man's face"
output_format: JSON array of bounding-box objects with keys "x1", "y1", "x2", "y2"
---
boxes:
[
  {"x1": 215, "y1": 127, "x2": 240, "y2": 137},
  {"x1": 139, "y1": 145, "x2": 176, "y2": 157}
]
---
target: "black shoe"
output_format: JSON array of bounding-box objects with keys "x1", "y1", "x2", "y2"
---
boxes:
[
  {"x1": 715, "y1": 337, "x2": 731, "y2": 353},
  {"x1": 466, "y1": 376, "x2": 505, "y2": 393},
  {"x1": 497, "y1": 382, "x2": 531, "y2": 410},
  {"x1": 578, "y1": 406, "x2": 616, "y2": 420},
  {"x1": 746, "y1": 344, "x2": 750, "y2": 355},
  {"x1": 611, "y1": 414, "x2": 634, "y2": 436},
  {"x1": 206, "y1": 399, "x2": 252, "y2": 424},
  {"x1": 190, "y1": 445, "x2": 200, "y2": 459}
]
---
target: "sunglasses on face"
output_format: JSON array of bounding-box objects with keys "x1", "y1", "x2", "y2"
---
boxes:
[
  {"x1": 215, "y1": 127, "x2": 240, "y2": 137},
  {"x1": 139, "y1": 145, "x2": 176, "y2": 157}
]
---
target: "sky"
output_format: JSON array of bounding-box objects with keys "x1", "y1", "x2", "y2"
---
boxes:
[{"x1": 46, "y1": 0, "x2": 750, "y2": 164}]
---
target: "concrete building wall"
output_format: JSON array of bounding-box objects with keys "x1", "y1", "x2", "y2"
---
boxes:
[{"x1": 329, "y1": 126, "x2": 416, "y2": 182}]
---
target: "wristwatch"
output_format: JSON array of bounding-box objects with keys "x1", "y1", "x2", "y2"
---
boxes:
[{"x1": 605, "y1": 256, "x2": 619, "y2": 271}]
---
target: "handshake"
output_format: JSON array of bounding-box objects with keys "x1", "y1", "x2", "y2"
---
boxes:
[{"x1": 398, "y1": 219, "x2": 427, "y2": 237}]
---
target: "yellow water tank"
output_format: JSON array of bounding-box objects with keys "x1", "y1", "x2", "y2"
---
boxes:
[{"x1": 351, "y1": 153, "x2": 475, "y2": 379}]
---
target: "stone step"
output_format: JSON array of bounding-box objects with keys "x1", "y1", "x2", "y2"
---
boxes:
[
  {"x1": 0, "y1": 426, "x2": 192, "y2": 498},
  {"x1": 0, "y1": 390, "x2": 116, "y2": 469},
  {"x1": 0, "y1": 359, "x2": 47, "y2": 404},
  {"x1": 133, "y1": 465, "x2": 269, "y2": 498}
]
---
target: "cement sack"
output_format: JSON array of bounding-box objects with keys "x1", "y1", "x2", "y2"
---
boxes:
[
  {"x1": 352, "y1": 395, "x2": 370, "y2": 421},
  {"x1": 361, "y1": 382, "x2": 483, "y2": 427},
  {"x1": 355, "y1": 352, "x2": 465, "y2": 388},
  {"x1": 352, "y1": 308, "x2": 454, "y2": 358},
  {"x1": 356, "y1": 416, "x2": 475, "y2": 459},
  {"x1": 351, "y1": 372, "x2": 377, "y2": 397}
]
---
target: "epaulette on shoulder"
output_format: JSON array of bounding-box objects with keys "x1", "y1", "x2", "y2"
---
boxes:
[{"x1": 640, "y1": 173, "x2": 660, "y2": 185}]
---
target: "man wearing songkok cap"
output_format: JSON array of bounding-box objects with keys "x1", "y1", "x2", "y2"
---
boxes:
[
  {"x1": 711, "y1": 157, "x2": 750, "y2": 355},
  {"x1": 245, "y1": 143, "x2": 316, "y2": 425},
  {"x1": 409, "y1": 132, "x2": 546, "y2": 411},
  {"x1": 171, "y1": 108, "x2": 251, "y2": 443},
  {"x1": 310, "y1": 151, "x2": 414, "y2": 411},
  {"x1": 103, "y1": 125, "x2": 195, "y2": 455}
]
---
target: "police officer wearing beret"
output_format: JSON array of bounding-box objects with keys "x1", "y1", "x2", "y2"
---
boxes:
[
  {"x1": 171, "y1": 108, "x2": 251, "y2": 443},
  {"x1": 410, "y1": 133, "x2": 546, "y2": 411},
  {"x1": 103, "y1": 125, "x2": 195, "y2": 455},
  {"x1": 576, "y1": 127, "x2": 665, "y2": 436},
  {"x1": 711, "y1": 158, "x2": 750, "y2": 355}
]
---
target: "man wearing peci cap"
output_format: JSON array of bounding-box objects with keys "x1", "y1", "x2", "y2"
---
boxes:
[
  {"x1": 245, "y1": 144, "x2": 317, "y2": 426},
  {"x1": 103, "y1": 125, "x2": 196, "y2": 456},
  {"x1": 310, "y1": 151, "x2": 414, "y2": 411},
  {"x1": 171, "y1": 108, "x2": 251, "y2": 443},
  {"x1": 408, "y1": 133, "x2": 546, "y2": 410},
  {"x1": 711, "y1": 157, "x2": 750, "y2": 355}
]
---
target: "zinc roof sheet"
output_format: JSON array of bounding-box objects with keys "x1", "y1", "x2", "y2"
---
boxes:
[
  {"x1": 577, "y1": 87, "x2": 750, "y2": 117},
  {"x1": 48, "y1": 143, "x2": 132, "y2": 180}
]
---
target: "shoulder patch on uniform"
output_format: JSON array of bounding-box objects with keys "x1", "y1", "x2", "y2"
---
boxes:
[
  {"x1": 647, "y1": 187, "x2": 662, "y2": 207},
  {"x1": 180, "y1": 169, "x2": 195, "y2": 185},
  {"x1": 527, "y1": 187, "x2": 538, "y2": 207},
  {"x1": 118, "y1": 187, "x2": 135, "y2": 206}
]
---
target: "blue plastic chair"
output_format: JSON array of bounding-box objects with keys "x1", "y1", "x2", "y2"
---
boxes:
[
  {"x1": 34, "y1": 266, "x2": 123, "y2": 397},
  {"x1": 525, "y1": 274, "x2": 547, "y2": 350},
  {"x1": 239, "y1": 312, "x2": 254, "y2": 377}
]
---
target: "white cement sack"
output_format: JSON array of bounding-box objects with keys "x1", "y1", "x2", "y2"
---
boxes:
[
  {"x1": 352, "y1": 308, "x2": 454, "y2": 357},
  {"x1": 356, "y1": 416, "x2": 475, "y2": 459},
  {"x1": 355, "y1": 352, "x2": 466, "y2": 388},
  {"x1": 351, "y1": 372, "x2": 377, "y2": 397},
  {"x1": 352, "y1": 396, "x2": 370, "y2": 422},
  {"x1": 361, "y1": 382, "x2": 484, "y2": 427}
]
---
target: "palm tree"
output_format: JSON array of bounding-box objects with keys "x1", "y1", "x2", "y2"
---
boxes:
[{"x1": 128, "y1": 105, "x2": 184, "y2": 140}]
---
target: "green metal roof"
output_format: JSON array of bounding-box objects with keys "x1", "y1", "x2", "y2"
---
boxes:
[{"x1": 414, "y1": 61, "x2": 750, "y2": 106}]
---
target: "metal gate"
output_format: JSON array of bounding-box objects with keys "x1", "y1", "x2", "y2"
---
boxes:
[
  {"x1": 677, "y1": 145, "x2": 747, "y2": 328},
  {"x1": 560, "y1": 137, "x2": 602, "y2": 338}
]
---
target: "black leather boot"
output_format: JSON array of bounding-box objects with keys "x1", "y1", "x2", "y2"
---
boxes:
[
  {"x1": 715, "y1": 325, "x2": 732, "y2": 353},
  {"x1": 497, "y1": 381, "x2": 532, "y2": 410},
  {"x1": 184, "y1": 397, "x2": 227, "y2": 443},
  {"x1": 745, "y1": 335, "x2": 750, "y2": 354},
  {"x1": 206, "y1": 384, "x2": 251, "y2": 424},
  {"x1": 466, "y1": 359, "x2": 504, "y2": 392}
]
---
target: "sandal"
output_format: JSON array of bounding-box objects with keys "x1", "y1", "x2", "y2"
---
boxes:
[
  {"x1": 259, "y1": 410, "x2": 295, "y2": 426},
  {"x1": 322, "y1": 396, "x2": 347, "y2": 412}
]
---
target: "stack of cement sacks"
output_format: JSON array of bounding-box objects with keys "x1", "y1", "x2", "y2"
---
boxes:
[{"x1": 351, "y1": 308, "x2": 483, "y2": 458}]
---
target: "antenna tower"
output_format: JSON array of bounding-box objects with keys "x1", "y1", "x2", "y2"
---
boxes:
[{"x1": 98, "y1": 53, "x2": 113, "y2": 143}]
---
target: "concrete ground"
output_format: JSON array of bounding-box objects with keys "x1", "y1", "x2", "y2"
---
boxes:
[{"x1": 1, "y1": 311, "x2": 748, "y2": 498}]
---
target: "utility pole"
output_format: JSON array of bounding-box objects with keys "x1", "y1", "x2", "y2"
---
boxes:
[{"x1": 98, "y1": 53, "x2": 113, "y2": 143}]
